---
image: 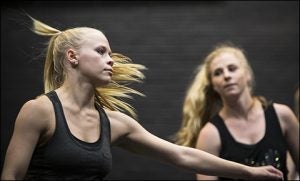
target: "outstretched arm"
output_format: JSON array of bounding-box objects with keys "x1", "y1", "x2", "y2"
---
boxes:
[{"x1": 108, "y1": 111, "x2": 283, "y2": 180}]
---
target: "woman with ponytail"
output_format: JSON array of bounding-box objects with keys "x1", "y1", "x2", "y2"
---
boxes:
[
  {"x1": 1, "y1": 17, "x2": 284, "y2": 180},
  {"x1": 175, "y1": 42, "x2": 299, "y2": 180}
]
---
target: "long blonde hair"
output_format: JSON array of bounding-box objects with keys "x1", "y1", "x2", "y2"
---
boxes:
[
  {"x1": 30, "y1": 16, "x2": 146, "y2": 118},
  {"x1": 175, "y1": 42, "x2": 267, "y2": 147}
]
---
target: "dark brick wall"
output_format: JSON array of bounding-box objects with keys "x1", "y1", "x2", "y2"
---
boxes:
[{"x1": 1, "y1": 1, "x2": 299, "y2": 180}]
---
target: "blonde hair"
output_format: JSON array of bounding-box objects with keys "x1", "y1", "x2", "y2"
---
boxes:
[
  {"x1": 175, "y1": 42, "x2": 266, "y2": 147},
  {"x1": 30, "y1": 16, "x2": 146, "y2": 118}
]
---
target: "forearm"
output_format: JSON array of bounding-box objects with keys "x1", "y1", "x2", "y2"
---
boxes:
[
  {"x1": 179, "y1": 146, "x2": 251, "y2": 179},
  {"x1": 196, "y1": 173, "x2": 218, "y2": 180}
]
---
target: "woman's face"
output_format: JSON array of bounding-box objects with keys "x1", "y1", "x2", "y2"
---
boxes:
[
  {"x1": 76, "y1": 30, "x2": 114, "y2": 86},
  {"x1": 209, "y1": 52, "x2": 250, "y2": 98}
]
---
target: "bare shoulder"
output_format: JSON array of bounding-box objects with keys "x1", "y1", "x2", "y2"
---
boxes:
[
  {"x1": 105, "y1": 110, "x2": 138, "y2": 128},
  {"x1": 273, "y1": 103, "x2": 298, "y2": 133},
  {"x1": 21, "y1": 95, "x2": 52, "y2": 116},
  {"x1": 198, "y1": 122, "x2": 220, "y2": 140},
  {"x1": 196, "y1": 122, "x2": 221, "y2": 154},
  {"x1": 16, "y1": 94, "x2": 53, "y2": 130},
  {"x1": 273, "y1": 103, "x2": 296, "y2": 120},
  {"x1": 104, "y1": 110, "x2": 139, "y2": 144},
  {"x1": 105, "y1": 110, "x2": 134, "y2": 122}
]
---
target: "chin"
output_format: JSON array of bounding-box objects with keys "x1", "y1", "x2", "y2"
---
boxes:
[
  {"x1": 95, "y1": 79, "x2": 111, "y2": 87},
  {"x1": 224, "y1": 91, "x2": 240, "y2": 97}
]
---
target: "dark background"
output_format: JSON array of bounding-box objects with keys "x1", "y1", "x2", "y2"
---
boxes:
[{"x1": 1, "y1": 1, "x2": 299, "y2": 180}]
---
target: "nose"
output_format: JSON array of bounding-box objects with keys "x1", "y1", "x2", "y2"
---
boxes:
[
  {"x1": 107, "y1": 55, "x2": 114, "y2": 67},
  {"x1": 223, "y1": 69, "x2": 231, "y2": 81}
]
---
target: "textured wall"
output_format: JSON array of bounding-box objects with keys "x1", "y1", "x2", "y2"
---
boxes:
[{"x1": 1, "y1": 1, "x2": 299, "y2": 180}]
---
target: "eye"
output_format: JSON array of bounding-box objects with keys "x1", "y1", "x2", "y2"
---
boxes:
[
  {"x1": 96, "y1": 47, "x2": 106, "y2": 55},
  {"x1": 213, "y1": 69, "x2": 223, "y2": 76},
  {"x1": 228, "y1": 65, "x2": 238, "y2": 72}
]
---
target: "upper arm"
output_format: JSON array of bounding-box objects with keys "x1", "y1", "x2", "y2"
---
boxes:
[
  {"x1": 108, "y1": 111, "x2": 183, "y2": 164},
  {"x1": 195, "y1": 122, "x2": 221, "y2": 180},
  {"x1": 1, "y1": 97, "x2": 51, "y2": 180},
  {"x1": 274, "y1": 103, "x2": 299, "y2": 171}
]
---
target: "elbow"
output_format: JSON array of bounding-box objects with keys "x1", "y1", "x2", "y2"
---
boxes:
[{"x1": 173, "y1": 146, "x2": 197, "y2": 172}]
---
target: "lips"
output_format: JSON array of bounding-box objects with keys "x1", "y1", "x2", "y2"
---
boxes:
[
  {"x1": 104, "y1": 68, "x2": 113, "y2": 76},
  {"x1": 224, "y1": 83, "x2": 236, "y2": 88}
]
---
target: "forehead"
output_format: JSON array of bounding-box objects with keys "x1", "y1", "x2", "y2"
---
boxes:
[
  {"x1": 210, "y1": 52, "x2": 241, "y2": 69},
  {"x1": 82, "y1": 29, "x2": 110, "y2": 49}
]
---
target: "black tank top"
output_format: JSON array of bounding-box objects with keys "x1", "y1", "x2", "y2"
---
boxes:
[
  {"x1": 210, "y1": 103, "x2": 288, "y2": 180},
  {"x1": 25, "y1": 91, "x2": 112, "y2": 180}
]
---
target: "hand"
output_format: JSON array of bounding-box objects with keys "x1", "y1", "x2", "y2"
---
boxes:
[{"x1": 248, "y1": 165, "x2": 283, "y2": 180}]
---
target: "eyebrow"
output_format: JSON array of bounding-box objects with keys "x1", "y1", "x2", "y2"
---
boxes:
[{"x1": 212, "y1": 63, "x2": 238, "y2": 71}]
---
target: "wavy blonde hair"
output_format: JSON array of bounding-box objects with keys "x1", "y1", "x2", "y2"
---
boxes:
[
  {"x1": 175, "y1": 42, "x2": 267, "y2": 147},
  {"x1": 29, "y1": 16, "x2": 146, "y2": 118}
]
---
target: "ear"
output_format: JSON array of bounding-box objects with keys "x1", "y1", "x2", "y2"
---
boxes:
[
  {"x1": 66, "y1": 49, "x2": 78, "y2": 66},
  {"x1": 245, "y1": 71, "x2": 252, "y2": 85}
]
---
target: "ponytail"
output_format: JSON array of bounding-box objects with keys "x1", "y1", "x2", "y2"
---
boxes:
[{"x1": 30, "y1": 16, "x2": 146, "y2": 118}]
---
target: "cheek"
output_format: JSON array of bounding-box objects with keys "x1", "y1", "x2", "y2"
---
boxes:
[
  {"x1": 239, "y1": 73, "x2": 249, "y2": 86},
  {"x1": 211, "y1": 78, "x2": 220, "y2": 92},
  {"x1": 80, "y1": 51, "x2": 99, "y2": 61}
]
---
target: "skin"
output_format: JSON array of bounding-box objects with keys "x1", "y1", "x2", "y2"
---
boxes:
[
  {"x1": 196, "y1": 52, "x2": 299, "y2": 180},
  {"x1": 1, "y1": 31, "x2": 284, "y2": 180},
  {"x1": 287, "y1": 87, "x2": 299, "y2": 180}
]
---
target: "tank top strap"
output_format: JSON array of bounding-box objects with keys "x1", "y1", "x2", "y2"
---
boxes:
[
  {"x1": 45, "y1": 90, "x2": 65, "y2": 130},
  {"x1": 95, "y1": 103, "x2": 111, "y2": 143},
  {"x1": 44, "y1": 90, "x2": 64, "y2": 114},
  {"x1": 210, "y1": 114, "x2": 234, "y2": 153},
  {"x1": 264, "y1": 103, "x2": 285, "y2": 142}
]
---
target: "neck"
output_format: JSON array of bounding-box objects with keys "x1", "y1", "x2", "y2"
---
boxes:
[
  {"x1": 56, "y1": 79, "x2": 96, "y2": 109},
  {"x1": 221, "y1": 92, "x2": 256, "y2": 119}
]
